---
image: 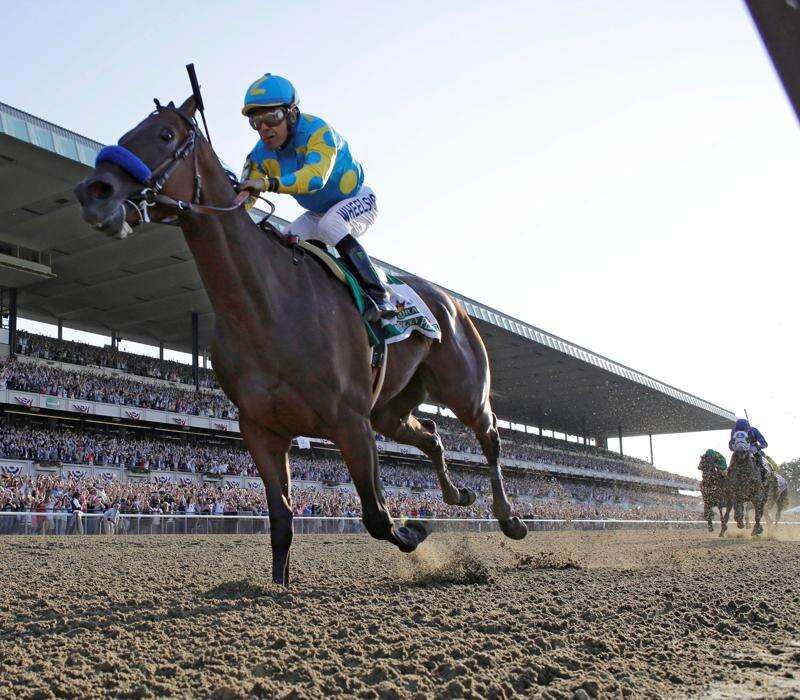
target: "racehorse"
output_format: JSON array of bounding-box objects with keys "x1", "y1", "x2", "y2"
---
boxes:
[
  {"x1": 697, "y1": 455, "x2": 725, "y2": 532},
  {"x1": 73, "y1": 95, "x2": 528, "y2": 584},
  {"x1": 761, "y1": 458, "x2": 789, "y2": 532},
  {"x1": 720, "y1": 449, "x2": 767, "y2": 537}
]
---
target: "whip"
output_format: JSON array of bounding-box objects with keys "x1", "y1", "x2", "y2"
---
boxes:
[{"x1": 186, "y1": 63, "x2": 212, "y2": 145}]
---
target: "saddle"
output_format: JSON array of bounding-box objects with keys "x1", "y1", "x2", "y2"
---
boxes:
[
  {"x1": 260, "y1": 221, "x2": 386, "y2": 366},
  {"x1": 258, "y1": 220, "x2": 442, "y2": 375}
]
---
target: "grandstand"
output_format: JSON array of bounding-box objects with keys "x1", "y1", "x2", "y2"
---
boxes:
[{"x1": 0, "y1": 100, "x2": 735, "y2": 523}]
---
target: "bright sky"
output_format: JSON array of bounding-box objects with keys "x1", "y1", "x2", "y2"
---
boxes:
[{"x1": 3, "y1": 1, "x2": 799, "y2": 478}]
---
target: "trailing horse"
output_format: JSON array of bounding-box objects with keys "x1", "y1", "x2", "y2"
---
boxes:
[
  {"x1": 761, "y1": 458, "x2": 789, "y2": 532},
  {"x1": 719, "y1": 449, "x2": 767, "y2": 537},
  {"x1": 73, "y1": 95, "x2": 528, "y2": 584},
  {"x1": 697, "y1": 452, "x2": 725, "y2": 532}
]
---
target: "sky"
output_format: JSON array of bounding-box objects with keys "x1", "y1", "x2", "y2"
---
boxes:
[{"x1": 2, "y1": 1, "x2": 799, "y2": 478}]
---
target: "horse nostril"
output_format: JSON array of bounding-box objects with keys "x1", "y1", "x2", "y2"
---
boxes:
[{"x1": 87, "y1": 179, "x2": 115, "y2": 201}]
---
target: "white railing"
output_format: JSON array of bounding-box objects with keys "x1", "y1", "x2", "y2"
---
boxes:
[{"x1": 0, "y1": 512, "x2": 727, "y2": 537}]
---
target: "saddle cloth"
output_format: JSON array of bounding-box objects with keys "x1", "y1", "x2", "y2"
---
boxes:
[
  {"x1": 298, "y1": 241, "x2": 442, "y2": 346},
  {"x1": 775, "y1": 473, "x2": 789, "y2": 498}
]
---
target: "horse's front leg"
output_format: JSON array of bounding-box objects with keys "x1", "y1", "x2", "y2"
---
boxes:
[
  {"x1": 735, "y1": 501, "x2": 745, "y2": 529},
  {"x1": 720, "y1": 500, "x2": 732, "y2": 538},
  {"x1": 241, "y1": 420, "x2": 293, "y2": 585},
  {"x1": 752, "y1": 496, "x2": 765, "y2": 537},
  {"x1": 338, "y1": 418, "x2": 430, "y2": 552},
  {"x1": 703, "y1": 499, "x2": 713, "y2": 532}
]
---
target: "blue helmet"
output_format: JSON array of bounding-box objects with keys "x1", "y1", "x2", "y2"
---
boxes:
[
  {"x1": 734, "y1": 418, "x2": 750, "y2": 431},
  {"x1": 242, "y1": 74, "x2": 298, "y2": 116}
]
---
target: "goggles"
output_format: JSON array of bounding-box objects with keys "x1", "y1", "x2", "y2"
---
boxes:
[{"x1": 248, "y1": 107, "x2": 288, "y2": 130}]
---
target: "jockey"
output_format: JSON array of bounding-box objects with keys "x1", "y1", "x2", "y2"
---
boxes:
[
  {"x1": 729, "y1": 418, "x2": 769, "y2": 478},
  {"x1": 238, "y1": 73, "x2": 397, "y2": 321},
  {"x1": 700, "y1": 449, "x2": 727, "y2": 473}
]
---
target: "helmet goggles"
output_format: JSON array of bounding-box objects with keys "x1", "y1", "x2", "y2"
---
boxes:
[{"x1": 248, "y1": 107, "x2": 288, "y2": 130}]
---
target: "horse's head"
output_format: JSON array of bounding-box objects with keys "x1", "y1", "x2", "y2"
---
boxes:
[
  {"x1": 74, "y1": 96, "x2": 201, "y2": 237},
  {"x1": 728, "y1": 448, "x2": 755, "y2": 476},
  {"x1": 698, "y1": 451, "x2": 726, "y2": 479}
]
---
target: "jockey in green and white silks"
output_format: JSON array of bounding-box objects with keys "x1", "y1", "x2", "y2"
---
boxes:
[
  {"x1": 701, "y1": 448, "x2": 728, "y2": 473},
  {"x1": 238, "y1": 73, "x2": 396, "y2": 321}
]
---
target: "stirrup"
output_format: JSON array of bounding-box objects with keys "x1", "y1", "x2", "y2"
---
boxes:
[
  {"x1": 376, "y1": 299, "x2": 398, "y2": 319},
  {"x1": 364, "y1": 297, "x2": 397, "y2": 322}
]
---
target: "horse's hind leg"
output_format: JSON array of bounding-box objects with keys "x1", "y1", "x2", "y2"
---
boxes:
[
  {"x1": 475, "y1": 411, "x2": 527, "y2": 540},
  {"x1": 372, "y1": 376, "x2": 475, "y2": 507},
  {"x1": 775, "y1": 495, "x2": 787, "y2": 532},
  {"x1": 383, "y1": 414, "x2": 474, "y2": 506},
  {"x1": 240, "y1": 421, "x2": 293, "y2": 585},
  {"x1": 417, "y1": 296, "x2": 525, "y2": 539}
]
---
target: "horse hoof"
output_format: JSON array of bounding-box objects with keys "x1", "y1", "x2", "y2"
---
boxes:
[
  {"x1": 458, "y1": 488, "x2": 477, "y2": 507},
  {"x1": 707, "y1": 524, "x2": 714, "y2": 532},
  {"x1": 752, "y1": 525, "x2": 763, "y2": 537},
  {"x1": 718, "y1": 529, "x2": 725, "y2": 538},
  {"x1": 392, "y1": 520, "x2": 431, "y2": 553},
  {"x1": 499, "y1": 517, "x2": 528, "y2": 540},
  {"x1": 736, "y1": 521, "x2": 744, "y2": 529},
  {"x1": 405, "y1": 519, "x2": 431, "y2": 540}
]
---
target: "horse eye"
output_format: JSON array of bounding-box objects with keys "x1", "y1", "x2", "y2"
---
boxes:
[{"x1": 160, "y1": 129, "x2": 174, "y2": 142}]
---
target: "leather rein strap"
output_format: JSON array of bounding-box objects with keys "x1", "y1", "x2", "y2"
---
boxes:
[{"x1": 120, "y1": 104, "x2": 250, "y2": 225}]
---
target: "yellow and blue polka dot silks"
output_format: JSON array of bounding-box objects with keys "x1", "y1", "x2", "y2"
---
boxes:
[{"x1": 243, "y1": 114, "x2": 364, "y2": 214}]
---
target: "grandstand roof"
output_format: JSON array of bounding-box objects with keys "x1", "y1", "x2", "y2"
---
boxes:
[
  {"x1": 0, "y1": 101, "x2": 735, "y2": 439},
  {"x1": 745, "y1": 0, "x2": 800, "y2": 124}
]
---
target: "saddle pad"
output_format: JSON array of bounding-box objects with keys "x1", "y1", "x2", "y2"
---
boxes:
[
  {"x1": 775, "y1": 473, "x2": 789, "y2": 497},
  {"x1": 298, "y1": 241, "x2": 441, "y2": 346},
  {"x1": 381, "y1": 272, "x2": 442, "y2": 345}
]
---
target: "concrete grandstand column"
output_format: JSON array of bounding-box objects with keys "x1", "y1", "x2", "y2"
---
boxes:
[
  {"x1": 594, "y1": 435, "x2": 608, "y2": 450},
  {"x1": 159, "y1": 342, "x2": 164, "y2": 361},
  {"x1": 618, "y1": 425, "x2": 623, "y2": 456},
  {"x1": 8, "y1": 287, "x2": 17, "y2": 356},
  {"x1": 57, "y1": 319, "x2": 62, "y2": 340},
  {"x1": 649, "y1": 433, "x2": 654, "y2": 464},
  {"x1": 191, "y1": 312, "x2": 199, "y2": 390}
]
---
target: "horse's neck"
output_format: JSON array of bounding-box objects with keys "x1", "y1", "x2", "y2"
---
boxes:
[{"x1": 179, "y1": 141, "x2": 285, "y2": 321}]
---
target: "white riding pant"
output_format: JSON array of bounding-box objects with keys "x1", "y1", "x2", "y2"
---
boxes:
[{"x1": 287, "y1": 186, "x2": 377, "y2": 247}]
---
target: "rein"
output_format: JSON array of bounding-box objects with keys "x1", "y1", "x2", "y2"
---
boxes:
[{"x1": 95, "y1": 102, "x2": 250, "y2": 236}]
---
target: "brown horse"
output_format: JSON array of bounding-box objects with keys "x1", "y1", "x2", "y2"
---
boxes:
[
  {"x1": 74, "y1": 96, "x2": 527, "y2": 584},
  {"x1": 697, "y1": 456, "x2": 725, "y2": 532},
  {"x1": 720, "y1": 450, "x2": 767, "y2": 537}
]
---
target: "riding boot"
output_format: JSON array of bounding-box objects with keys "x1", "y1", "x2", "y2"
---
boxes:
[{"x1": 335, "y1": 235, "x2": 397, "y2": 322}]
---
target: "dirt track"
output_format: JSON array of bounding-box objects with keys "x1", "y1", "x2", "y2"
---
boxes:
[{"x1": 1, "y1": 529, "x2": 800, "y2": 699}]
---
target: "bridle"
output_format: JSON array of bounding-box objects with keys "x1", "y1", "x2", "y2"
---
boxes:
[{"x1": 94, "y1": 100, "x2": 251, "y2": 237}]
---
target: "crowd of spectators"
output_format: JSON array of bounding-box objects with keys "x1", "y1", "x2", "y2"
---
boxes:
[
  {"x1": 16, "y1": 331, "x2": 219, "y2": 388},
  {"x1": 0, "y1": 418, "x2": 701, "y2": 527},
  {"x1": 430, "y1": 413, "x2": 694, "y2": 485},
  {"x1": 0, "y1": 472, "x2": 701, "y2": 535},
  {"x1": 0, "y1": 421, "x2": 700, "y2": 512},
  {"x1": 4, "y1": 332, "x2": 699, "y2": 489},
  {"x1": 0, "y1": 358, "x2": 237, "y2": 419},
  {"x1": 0, "y1": 423, "x2": 253, "y2": 475},
  {"x1": 1, "y1": 354, "x2": 693, "y2": 485}
]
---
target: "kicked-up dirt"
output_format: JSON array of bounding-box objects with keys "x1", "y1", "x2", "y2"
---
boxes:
[{"x1": 1, "y1": 529, "x2": 800, "y2": 699}]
